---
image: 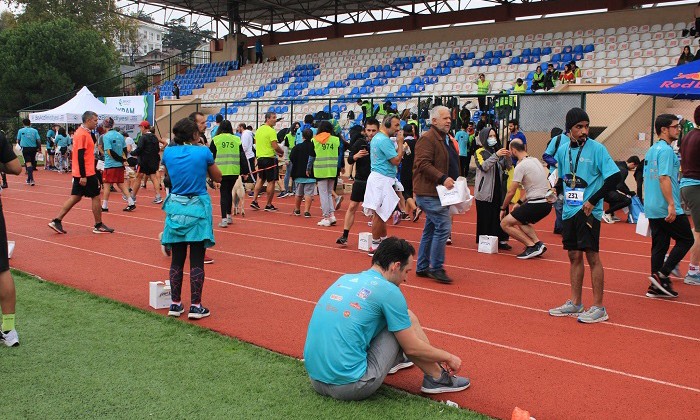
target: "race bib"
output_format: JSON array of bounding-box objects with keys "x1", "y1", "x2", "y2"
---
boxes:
[{"x1": 564, "y1": 186, "x2": 584, "y2": 206}]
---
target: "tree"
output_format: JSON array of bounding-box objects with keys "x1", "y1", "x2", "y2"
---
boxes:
[
  {"x1": 0, "y1": 11, "x2": 17, "y2": 32},
  {"x1": 0, "y1": 18, "x2": 120, "y2": 116},
  {"x1": 163, "y1": 17, "x2": 214, "y2": 52},
  {"x1": 132, "y1": 72, "x2": 149, "y2": 94}
]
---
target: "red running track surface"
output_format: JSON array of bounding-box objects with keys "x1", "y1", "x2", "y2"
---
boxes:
[{"x1": 3, "y1": 171, "x2": 700, "y2": 419}]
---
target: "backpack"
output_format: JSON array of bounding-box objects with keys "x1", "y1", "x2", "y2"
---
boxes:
[{"x1": 627, "y1": 196, "x2": 644, "y2": 224}]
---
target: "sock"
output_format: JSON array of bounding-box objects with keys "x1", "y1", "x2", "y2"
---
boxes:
[
  {"x1": 689, "y1": 264, "x2": 699, "y2": 274},
  {"x1": 343, "y1": 229, "x2": 349, "y2": 238},
  {"x1": 380, "y1": 236, "x2": 387, "y2": 241},
  {"x1": 102, "y1": 200, "x2": 108, "y2": 208},
  {"x1": 191, "y1": 303, "x2": 201, "y2": 308},
  {"x1": 1, "y1": 313, "x2": 15, "y2": 332},
  {"x1": 127, "y1": 197, "x2": 135, "y2": 206}
]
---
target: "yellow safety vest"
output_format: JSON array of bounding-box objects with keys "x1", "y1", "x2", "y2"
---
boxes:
[
  {"x1": 477, "y1": 79, "x2": 490, "y2": 95},
  {"x1": 212, "y1": 133, "x2": 241, "y2": 176},
  {"x1": 312, "y1": 135, "x2": 340, "y2": 178}
]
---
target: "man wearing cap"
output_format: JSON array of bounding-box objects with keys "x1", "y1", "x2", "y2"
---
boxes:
[
  {"x1": 130, "y1": 121, "x2": 162, "y2": 204},
  {"x1": 100, "y1": 118, "x2": 135, "y2": 212},
  {"x1": 549, "y1": 108, "x2": 620, "y2": 323}
]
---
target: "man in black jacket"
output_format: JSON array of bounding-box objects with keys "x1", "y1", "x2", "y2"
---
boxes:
[{"x1": 336, "y1": 118, "x2": 379, "y2": 246}]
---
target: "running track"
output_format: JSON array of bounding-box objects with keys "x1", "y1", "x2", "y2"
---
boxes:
[{"x1": 4, "y1": 171, "x2": 699, "y2": 419}]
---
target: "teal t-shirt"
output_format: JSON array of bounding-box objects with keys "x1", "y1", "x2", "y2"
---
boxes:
[
  {"x1": 56, "y1": 134, "x2": 70, "y2": 148},
  {"x1": 370, "y1": 132, "x2": 398, "y2": 178},
  {"x1": 554, "y1": 138, "x2": 619, "y2": 220},
  {"x1": 296, "y1": 126, "x2": 317, "y2": 146},
  {"x1": 46, "y1": 129, "x2": 55, "y2": 147},
  {"x1": 303, "y1": 268, "x2": 411, "y2": 385},
  {"x1": 210, "y1": 125, "x2": 219, "y2": 138},
  {"x1": 102, "y1": 130, "x2": 126, "y2": 169},
  {"x1": 455, "y1": 130, "x2": 469, "y2": 156},
  {"x1": 17, "y1": 127, "x2": 40, "y2": 148},
  {"x1": 643, "y1": 140, "x2": 684, "y2": 219},
  {"x1": 544, "y1": 133, "x2": 569, "y2": 174}
]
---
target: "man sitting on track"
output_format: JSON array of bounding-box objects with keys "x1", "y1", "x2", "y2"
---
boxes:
[
  {"x1": 500, "y1": 139, "x2": 552, "y2": 259},
  {"x1": 304, "y1": 237, "x2": 470, "y2": 400}
]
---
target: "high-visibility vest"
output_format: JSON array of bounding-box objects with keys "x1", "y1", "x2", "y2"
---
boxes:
[
  {"x1": 375, "y1": 104, "x2": 390, "y2": 118},
  {"x1": 285, "y1": 133, "x2": 295, "y2": 150},
  {"x1": 212, "y1": 133, "x2": 241, "y2": 176},
  {"x1": 361, "y1": 101, "x2": 372, "y2": 118},
  {"x1": 513, "y1": 83, "x2": 526, "y2": 93},
  {"x1": 312, "y1": 135, "x2": 340, "y2": 178},
  {"x1": 496, "y1": 92, "x2": 514, "y2": 108},
  {"x1": 407, "y1": 119, "x2": 419, "y2": 131},
  {"x1": 533, "y1": 72, "x2": 544, "y2": 83},
  {"x1": 477, "y1": 79, "x2": 490, "y2": 95}
]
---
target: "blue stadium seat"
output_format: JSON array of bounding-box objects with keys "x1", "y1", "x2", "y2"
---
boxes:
[
  {"x1": 522, "y1": 48, "x2": 531, "y2": 56},
  {"x1": 494, "y1": 50, "x2": 503, "y2": 58},
  {"x1": 562, "y1": 46, "x2": 572, "y2": 54},
  {"x1": 532, "y1": 47, "x2": 541, "y2": 56},
  {"x1": 562, "y1": 53, "x2": 573, "y2": 63},
  {"x1": 484, "y1": 51, "x2": 493, "y2": 59},
  {"x1": 551, "y1": 53, "x2": 561, "y2": 62},
  {"x1": 466, "y1": 52, "x2": 476, "y2": 59},
  {"x1": 573, "y1": 45, "x2": 583, "y2": 53},
  {"x1": 510, "y1": 56, "x2": 521, "y2": 64},
  {"x1": 542, "y1": 47, "x2": 552, "y2": 55},
  {"x1": 584, "y1": 44, "x2": 594, "y2": 53}
]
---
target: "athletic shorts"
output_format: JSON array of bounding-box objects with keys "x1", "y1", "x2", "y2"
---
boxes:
[
  {"x1": 22, "y1": 147, "x2": 37, "y2": 167},
  {"x1": 127, "y1": 157, "x2": 138, "y2": 168},
  {"x1": 102, "y1": 167, "x2": 125, "y2": 184},
  {"x1": 295, "y1": 182, "x2": 316, "y2": 197},
  {"x1": 309, "y1": 328, "x2": 403, "y2": 401},
  {"x1": 0, "y1": 199, "x2": 9, "y2": 273},
  {"x1": 350, "y1": 180, "x2": 367, "y2": 203},
  {"x1": 138, "y1": 158, "x2": 160, "y2": 175},
  {"x1": 257, "y1": 157, "x2": 278, "y2": 182},
  {"x1": 511, "y1": 201, "x2": 552, "y2": 225},
  {"x1": 681, "y1": 185, "x2": 700, "y2": 232},
  {"x1": 59, "y1": 147, "x2": 67, "y2": 156},
  {"x1": 71, "y1": 175, "x2": 101, "y2": 198},
  {"x1": 562, "y1": 209, "x2": 601, "y2": 252}
]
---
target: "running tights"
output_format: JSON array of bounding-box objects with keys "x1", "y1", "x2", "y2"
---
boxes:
[{"x1": 169, "y1": 241, "x2": 206, "y2": 304}]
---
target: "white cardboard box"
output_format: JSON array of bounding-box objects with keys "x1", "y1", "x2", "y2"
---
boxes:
[
  {"x1": 358, "y1": 232, "x2": 372, "y2": 251},
  {"x1": 149, "y1": 281, "x2": 171, "y2": 309},
  {"x1": 477, "y1": 235, "x2": 498, "y2": 254},
  {"x1": 7, "y1": 241, "x2": 15, "y2": 259}
]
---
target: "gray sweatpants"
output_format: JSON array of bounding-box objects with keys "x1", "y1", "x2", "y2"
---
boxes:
[
  {"x1": 309, "y1": 328, "x2": 403, "y2": 401},
  {"x1": 317, "y1": 178, "x2": 335, "y2": 218}
]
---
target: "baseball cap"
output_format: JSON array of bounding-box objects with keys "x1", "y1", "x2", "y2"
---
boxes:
[{"x1": 139, "y1": 121, "x2": 151, "y2": 128}]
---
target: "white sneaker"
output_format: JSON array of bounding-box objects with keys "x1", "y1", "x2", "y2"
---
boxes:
[
  {"x1": 611, "y1": 215, "x2": 621, "y2": 222},
  {"x1": 329, "y1": 215, "x2": 337, "y2": 226},
  {"x1": 602, "y1": 213, "x2": 614, "y2": 224},
  {"x1": 218, "y1": 219, "x2": 228, "y2": 228},
  {"x1": 1, "y1": 329, "x2": 19, "y2": 347},
  {"x1": 226, "y1": 215, "x2": 233, "y2": 224},
  {"x1": 317, "y1": 218, "x2": 332, "y2": 227}
]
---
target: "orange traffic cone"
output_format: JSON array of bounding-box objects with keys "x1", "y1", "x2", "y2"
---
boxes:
[{"x1": 512, "y1": 407, "x2": 531, "y2": 420}]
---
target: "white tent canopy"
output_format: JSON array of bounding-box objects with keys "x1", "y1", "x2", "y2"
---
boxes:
[{"x1": 29, "y1": 86, "x2": 142, "y2": 125}]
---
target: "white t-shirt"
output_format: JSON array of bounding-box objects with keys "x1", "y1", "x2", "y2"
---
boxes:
[
  {"x1": 124, "y1": 136, "x2": 136, "y2": 158},
  {"x1": 512, "y1": 156, "x2": 551, "y2": 201},
  {"x1": 240, "y1": 129, "x2": 255, "y2": 159}
]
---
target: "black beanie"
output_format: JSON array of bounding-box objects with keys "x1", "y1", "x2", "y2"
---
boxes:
[{"x1": 565, "y1": 108, "x2": 589, "y2": 132}]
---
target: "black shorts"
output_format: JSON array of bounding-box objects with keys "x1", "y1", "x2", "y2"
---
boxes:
[
  {"x1": 59, "y1": 147, "x2": 67, "y2": 156},
  {"x1": 257, "y1": 157, "x2": 278, "y2": 182},
  {"x1": 562, "y1": 209, "x2": 601, "y2": 252},
  {"x1": 0, "y1": 199, "x2": 9, "y2": 273},
  {"x1": 127, "y1": 157, "x2": 138, "y2": 167},
  {"x1": 511, "y1": 201, "x2": 552, "y2": 225},
  {"x1": 22, "y1": 147, "x2": 37, "y2": 166},
  {"x1": 71, "y1": 175, "x2": 101, "y2": 198},
  {"x1": 138, "y1": 158, "x2": 160, "y2": 175},
  {"x1": 350, "y1": 180, "x2": 367, "y2": 203}
]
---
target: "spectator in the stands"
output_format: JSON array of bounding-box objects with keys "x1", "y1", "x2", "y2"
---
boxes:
[
  {"x1": 559, "y1": 64, "x2": 575, "y2": 84},
  {"x1": 678, "y1": 46, "x2": 694, "y2": 66},
  {"x1": 569, "y1": 61, "x2": 581, "y2": 79},
  {"x1": 602, "y1": 160, "x2": 635, "y2": 224},
  {"x1": 255, "y1": 38, "x2": 263, "y2": 64},
  {"x1": 173, "y1": 82, "x2": 180, "y2": 99},
  {"x1": 237, "y1": 41, "x2": 246, "y2": 65},
  {"x1": 476, "y1": 73, "x2": 491, "y2": 111},
  {"x1": 531, "y1": 67, "x2": 545, "y2": 91},
  {"x1": 544, "y1": 64, "x2": 558, "y2": 91},
  {"x1": 513, "y1": 78, "x2": 527, "y2": 93}
]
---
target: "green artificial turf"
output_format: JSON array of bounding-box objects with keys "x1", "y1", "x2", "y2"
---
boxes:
[{"x1": 1, "y1": 271, "x2": 490, "y2": 419}]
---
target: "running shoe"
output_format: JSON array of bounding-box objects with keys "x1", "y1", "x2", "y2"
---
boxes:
[
  {"x1": 648, "y1": 273, "x2": 678, "y2": 297},
  {"x1": 292, "y1": 209, "x2": 301, "y2": 216},
  {"x1": 577, "y1": 306, "x2": 609, "y2": 324},
  {"x1": 0, "y1": 329, "x2": 19, "y2": 347},
  {"x1": 204, "y1": 254, "x2": 214, "y2": 264},
  {"x1": 428, "y1": 269, "x2": 453, "y2": 284},
  {"x1": 123, "y1": 204, "x2": 136, "y2": 212},
  {"x1": 413, "y1": 208, "x2": 423, "y2": 222},
  {"x1": 153, "y1": 196, "x2": 163, "y2": 204},
  {"x1": 611, "y1": 215, "x2": 621, "y2": 222},
  {"x1": 304, "y1": 212, "x2": 311, "y2": 218},
  {"x1": 250, "y1": 201, "x2": 260, "y2": 210},
  {"x1": 277, "y1": 191, "x2": 287, "y2": 198},
  {"x1": 401, "y1": 212, "x2": 411, "y2": 221},
  {"x1": 516, "y1": 246, "x2": 539, "y2": 259},
  {"x1": 684, "y1": 272, "x2": 700, "y2": 285},
  {"x1": 167, "y1": 303, "x2": 185, "y2": 317},
  {"x1": 48, "y1": 219, "x2": 67, "y2": 234},
  {"x1": 420, "y1": 367, "x2": 470, "y2": 394},
  {"x1": 317, "y1": 218, "x2": 332, "y2": 227},
  {"x1": 392, "y1": 210, "x2": 401, "y2": 225},
  {"x1": 601, "y1": 213, "x2": 614, "y2": 224},
  {"x1": 645, "y1": 284, "x2": 675, "y2": 298},
  {"x1": 388, "y1": 355, "x2": 414, "y2": 374},
  {"x1": 335, "y1": 195, "x2": 344, "y2": 210},
  {"x1": 226, "y1": 215, "x2": 233, "y2": 224},
  {"x1": 218, "y1": 220, "x2": 229, "y2": 228},
  {"x1": 29, "y1": 181, "x2": 35, "y2": 186},
  {"x1": 264, "y1": 204, "x2": 278, "y2": 212},
  {"x1": 93, "y1": 223, "x2": 114, "y2": 234},
  {"x1": 188, "y1": 305, "x2": 211, "y2": 319},
  {"x1": 549, "y1": 300, "x2": 584, "y2": 317},
  {"x1": 329, "y1": 215, "x2": 337, "y2": 226},
  {"x1": 336, "y1": 236, "x2": 348, "y2": 246},
  {"x1": 101, "y1": 207, "x2": 109, "y2": 212}
]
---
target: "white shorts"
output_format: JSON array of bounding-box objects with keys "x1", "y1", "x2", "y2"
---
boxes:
[{"x1": 363, "y1": 172, "x2": 400, "y2": 222}]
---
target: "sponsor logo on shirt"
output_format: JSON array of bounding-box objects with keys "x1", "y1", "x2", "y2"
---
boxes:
[
  {"x1": 350, "y1": 302, "x2": 361, "y2": 311},
  {"x1": 348, "y1": 277, "x2": 359, "y2": 283},
  {"x1": 330, "y1": 294, "x2": 343, "y2": 302},
  {"x1": 343, "y1": 311, "x2": 350, "y2": 318},
  {"x1": 357, "y1": 288, "x2": 372, "y2": 300},
  {"x1": 325, "y1": 304, "x2": 338, "y2": 312}
]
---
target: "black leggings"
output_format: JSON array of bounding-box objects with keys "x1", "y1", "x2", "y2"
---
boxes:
[
  {"x1": 604, "y1": 191, "x2": 632, "y2": 215},
  {"x1": 169, "y1": 241, "x2": 206, "y2": 304},
  {"x1": 220, "y1": 175, "x2": 239, "y2": 218}
]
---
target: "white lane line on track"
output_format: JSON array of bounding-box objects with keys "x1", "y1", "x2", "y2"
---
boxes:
[
  {"x1": 7, "y1": 212, "x2": 700, "y2": 343},
  {"x1": 5, "y1": 199, "x2": 699, "y2": 310},
  {"x1": 8, "y1": 229, "x2": 700, "y2": 395}
]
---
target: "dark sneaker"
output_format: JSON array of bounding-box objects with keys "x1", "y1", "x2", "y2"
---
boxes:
[
  {"x1": 516, "y1": 245, "x2": 542, "y2": 259},
  {"x1": 336, "y1": 236, "x2": 348, "y2": 246},
  {"x1": 648, "y1": 273, "x2": 678, "y2": 298},
  {"x1": 168, "y1": 303, "x2": 185, "y2": 317},
  {"x1": 123, "y1": 204, "x2": 136, "y2": 212},
  {"x1": 264, "y1": 204, "x2": 278, "y2": 212},
  {"x1": 415, "y1": 270, "x2": 431, "y2": 278},
  {"x1": 292, "y1": 209, "x2": 301, "y2": 216},
  {"x1": 388, "y1": 354, "x2": 414, "y2": 374},
  {"x1": 428, "y1": 269, "x2": 453, "y2": 284},
  {"x1": 401, "y1": 212, "x2": 411, "y2": 221},
  {"x1": 421, "y1": 368, "x2": 470, "y2": 394},
  {"x1": 250, "y1": 201, "x2": 260, "y2": 210},
  {"x1": 535, "y1": 241, "x2": 547, "y2": 257},
  {"x1": 413, "y1": 208, "x2": 423, "y2": 222},
  {"x1": 101, "y1": 207, "x2": 109, "y2": 212},
  {"x1": 498, "y1": 242, "x2": 512, "y2": 251},
  {"x1": 93, "y1": 223, "x2": 114, "y2": 234},
  {"x1": 188, "y1": 305, "x2": 210, "y2": 319},
  {"x1": 48, "y1": 219, "x2": 67, "y2": 234},
  {"x1": 645, "y1": 284, "x2": 676, "y2": 299},
  {"x1": 304, "y1": 212, "x2": 311, "y2": 218}
]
